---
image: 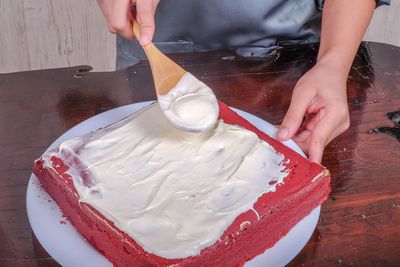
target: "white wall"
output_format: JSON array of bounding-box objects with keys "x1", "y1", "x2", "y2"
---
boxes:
[
  {"x1": 0, "y1": 0, "x2": 116, "y2": 73},
  {"x1": 0, "y1": 0, "x2": 398, "y2": 73},
  {"x1": 364, "y1": 1, "x2": 400, "y2": 47}
]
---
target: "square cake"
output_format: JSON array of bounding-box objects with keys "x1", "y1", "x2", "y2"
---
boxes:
[{"x1": 32, "y1": 100, "x2": 330, "y2": 266}]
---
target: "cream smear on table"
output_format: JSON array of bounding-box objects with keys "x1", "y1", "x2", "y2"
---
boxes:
[
  {"x1": 158, "y1": 72, "x2": 219, "y2": 132},
  {"x1": 42, "y1": 103, "x2": 288, "y2": 259}
]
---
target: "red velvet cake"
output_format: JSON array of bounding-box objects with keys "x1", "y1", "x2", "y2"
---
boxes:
[{"x1": 32, "y1": 100, "x2": 330, "y2": 266}]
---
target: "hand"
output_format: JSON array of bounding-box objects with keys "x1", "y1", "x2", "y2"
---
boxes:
[
  {"x1": 276, "y1": 60, "x2": 350, "y2": 163},
  {"x1": 96, "y1": 0, "x2": 160, "y2": 45}
]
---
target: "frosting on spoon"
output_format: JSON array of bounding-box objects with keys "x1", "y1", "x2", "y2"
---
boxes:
[{"x1": 158, "y1": 72, "x2": 219, "y2": 132}]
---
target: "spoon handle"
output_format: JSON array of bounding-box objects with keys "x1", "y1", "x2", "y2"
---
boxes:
[{"x1": 132, "y1": 19, "x2": 186, "y2": 95}]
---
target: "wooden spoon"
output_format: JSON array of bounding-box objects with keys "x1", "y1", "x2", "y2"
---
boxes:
[
  {"x1": 132, "y1": 19, "x2": 219, "y2": 132},
  {"x1": 132, "y1": 20, "x2": 186, "y2": 95}
]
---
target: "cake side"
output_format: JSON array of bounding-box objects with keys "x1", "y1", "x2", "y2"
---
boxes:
[
  {"x1": 33, "y1": 157, "x2": 329, "y2": 267},
  {"x1": 34, "y1": 158, "x2": 169, "y2": 266},
  {"x1": 32, "y1": 101, "x2": 330, "y2": 266}
]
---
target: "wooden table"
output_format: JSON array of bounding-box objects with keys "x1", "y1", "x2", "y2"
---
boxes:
[{"x1": 1, "y1": 42, "x2": 399, "y2": 266}]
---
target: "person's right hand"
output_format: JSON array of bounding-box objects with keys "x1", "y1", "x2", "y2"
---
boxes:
[{"x1": 96, "y1": 0, "x2": 160, "y2": 45}]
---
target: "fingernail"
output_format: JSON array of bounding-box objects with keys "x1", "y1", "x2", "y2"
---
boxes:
[
  {"x1": 140, "y1": 34, "x2": 150, "y2": 46},
  {"x1": 277, "y1": 127, "x2": 289, "y2": 140}
]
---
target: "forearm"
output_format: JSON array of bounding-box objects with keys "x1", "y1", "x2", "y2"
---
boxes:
[{"x1": 317, "y1": 0, "x2": 376, "y2": 76}]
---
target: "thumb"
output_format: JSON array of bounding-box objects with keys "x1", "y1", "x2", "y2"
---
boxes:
[
  {"x1": 136, "y1": 0, "x2": 158, "y2": 45},
  {"x1": 276, "y1": 90, "x2": 310, "y2": 141}
]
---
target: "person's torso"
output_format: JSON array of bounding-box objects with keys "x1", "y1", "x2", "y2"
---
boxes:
[{"x1": 117, "y1": 0, "x2": 322, "y2": 69}]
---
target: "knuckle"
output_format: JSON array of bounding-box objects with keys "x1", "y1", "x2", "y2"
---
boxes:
[
  {"x1": 140, "y1": 22, "x2": 155, "y2": 31},
  {"x1": 107, "y1": 24, "x2": 117, "y2": 34},
  {"x1": 110, "y1": 21, "x2": 126, "y2": 32}
]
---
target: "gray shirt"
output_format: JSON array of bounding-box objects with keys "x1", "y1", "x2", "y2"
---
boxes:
[{"x1": 117, "y1": 0, "x2": 390, "y2": 70}]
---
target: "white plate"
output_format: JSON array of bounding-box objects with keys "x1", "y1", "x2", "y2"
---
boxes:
[{"x1": 27, "y1": 101, "x2": 319, "y2": 267}]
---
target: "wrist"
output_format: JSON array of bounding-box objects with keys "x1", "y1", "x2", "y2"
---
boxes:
[{"x1": 316, "y1": 50, "x2": 352, "y2": 78}]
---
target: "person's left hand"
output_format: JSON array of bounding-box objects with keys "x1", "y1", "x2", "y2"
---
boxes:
[{"x1": 276, "y1": 60, "x2": 350, "y2": 163}]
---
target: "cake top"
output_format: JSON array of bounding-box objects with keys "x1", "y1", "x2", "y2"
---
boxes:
[{"x1": 43, "y1": 103, "x2": 289, "y2": 259}]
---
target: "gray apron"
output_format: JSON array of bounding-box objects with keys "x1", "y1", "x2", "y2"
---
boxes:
[{"x1": 117, "y1": 0, "x2": 390, "y2": 70}]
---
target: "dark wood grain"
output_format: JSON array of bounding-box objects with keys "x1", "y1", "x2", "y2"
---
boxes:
[{"x1": 0, "y1": 42, "x2": 399, "y2": 266}]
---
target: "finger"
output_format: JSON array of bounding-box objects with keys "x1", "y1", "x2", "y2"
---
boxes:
[
  {"x1": 97, "y1": 0, "x2": 114, "y2": 33},
  {"x1": 136, "y1": 0, "x2": 159, "y2": 45},
  {"x1": 276, "y1": 86, "x2": 314, "y2": 141},
  {"x1": 302, "y1": 113, "x2": 317, "y2": 131},
  {"x1": 307, "y1": 111, "x2": 336, "y2": 163},
  {"x1": 308, "y1": 136, "x2": 325, "y2": 163},
  {"x1": 111, "y1": 0, "x2": 135, "y2": 40},
  {"x1": 292, "y1": 129, "x2": 312, "y2": 144},
  {"x1": 309, "y1": 103, "x2": 350, "y2": 163},
  {"x1": 291, "y1": 129, "x2": 312, "y2": 155}
]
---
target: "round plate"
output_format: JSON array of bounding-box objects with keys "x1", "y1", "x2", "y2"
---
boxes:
[{"x1": 27, "y1": 101, "x2": 319, "y2": 267}]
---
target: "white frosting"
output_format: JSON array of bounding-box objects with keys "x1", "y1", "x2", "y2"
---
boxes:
[
  {"x1": 43, "y1": 103, "x2": 288, "y2": 259},
  {"x1": 158, "y1": 72, "x2": 219, "y2": 132}
]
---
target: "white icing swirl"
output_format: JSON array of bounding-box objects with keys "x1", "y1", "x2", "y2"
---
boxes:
[
  {"x1": 158, "y1": 72, "x2": 219, "y2": 132},
  {"x1": 43, "y1": 103, "x2": 288, "y2": 259}
]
